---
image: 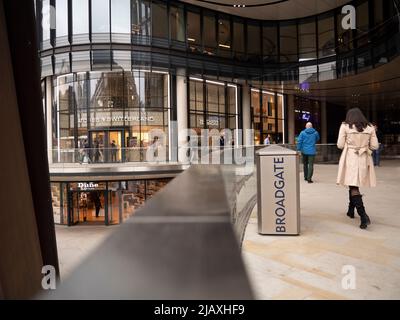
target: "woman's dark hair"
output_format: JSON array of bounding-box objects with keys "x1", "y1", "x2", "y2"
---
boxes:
[{"x1": 345, "y1": 108, "x2": 371, "y2": 132}]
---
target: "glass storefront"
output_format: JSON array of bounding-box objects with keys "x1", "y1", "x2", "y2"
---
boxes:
[
  {"x1": 51, "y1": 178, "x2": 171, "y2": 226},
  {"x1": 52, "y1": 70, "x2": 170, "y2": 163},
  {"x1": 251, "y1": 89, "x2": 285, "y2": 145},
  {"x1": 188, "y1": 78, "x2": 238, "y2": 136}
]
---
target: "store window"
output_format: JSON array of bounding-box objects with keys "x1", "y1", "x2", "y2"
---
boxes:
[
  {"x1": 189, "y1": 78, "x2": 238, "y2": 136},
  {"x1": 251, "y1": 88, "x2": 285, "y2": 145},
  {"x1": 52, "y1": 71, "x2": 170, "y2": 163},
  {"x1": 52, "y1": 179, "x2": 172, "y2": 226}
]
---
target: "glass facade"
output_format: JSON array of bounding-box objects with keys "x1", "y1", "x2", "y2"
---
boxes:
[
  {"x1": 251, "y1": 89, "x2": 285, "y2": 145},
  {"x1": 51, "y1": 178, "x2": 171, "y2": 226},
  {"x1": 189, "y1": 79, "x2": 238, "y2": 135},
  {"x1": 51, "y1": 70, "x2": 170, "y2": 163},
  {"x1": 37, "y1": 0, "x2": 399, "y2": 82}
]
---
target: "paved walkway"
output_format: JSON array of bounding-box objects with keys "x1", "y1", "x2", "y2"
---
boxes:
[
  {"x1": 242, "y1": 161, "x2": 400, "y2": 300},
  {"x1": 55, "y1": 161, "x2": 400, "y2": 299}
]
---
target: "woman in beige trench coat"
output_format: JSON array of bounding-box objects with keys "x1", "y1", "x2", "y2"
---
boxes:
[{"x1": 337, "y1": 108, "x2": 379, "y2": 229}]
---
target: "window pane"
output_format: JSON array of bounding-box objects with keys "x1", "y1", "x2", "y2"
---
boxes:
[
  {"x1": 152, "y1": 1, "x2": 167, "y2": 39},
  {"x1": 374, "y1": 0, "x2": 384, "y2": 25},
  {"x1": 280, "y1": 22, "x2": 297, "y2": 62},
  {"x1": 233, "y1": 20, "x2": 245, "y2": 59},
  {"x1": 187, "y1": 11, "x2": 201, "y2": 51},
  {"x1": 92, "y1": 0, "x2": 110, "y2": 42},
  {"x1": 318, "y1": 14, "x2": 335, "y2": 58},
  {"x1": 111, "y1": 0, "x2": 130, "y2": 43},
  {"x1": 263, "y1": 23, "x2": 278, "y2": 62},
  {"x1": 56, "y1": 0, "x2": 68, "y2": 38},
  {"x1": 218, "y1": 17, "x2": 231, "y2": 57},
  {"x1": 247, "y1": 22, "x2": 261, "y2": 55},
  {"x1": 204, "y1": 12, "x2": 217, "y2": 54},
  {"x1": 337, "y1": 9, "x2": 353, "y2": 53},
  {"x1": 42, "y1": 0, "x2": 51, "y2": 41},
  {"x1": 356, "y1": 1, "x2": 369, "y2": 47},
  {"x1": 72, "y1": 0, "x2": 89, "y2": 43},
  {"x1": 132, "y1": 0, "x2": 151, "y2": 44},
  {"x1": 170, "y1": 5, "x2": 184, "y2": 42},
  {"x1": 298, "y1": 19, "x2": 316, "y2": 60}
]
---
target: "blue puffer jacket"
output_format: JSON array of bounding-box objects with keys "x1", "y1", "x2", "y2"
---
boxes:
[{"x1": 297, "y1": 128, "x2": 320, "y2": 155}]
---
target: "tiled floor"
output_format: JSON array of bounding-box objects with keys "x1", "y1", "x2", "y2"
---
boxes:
[{"x1": 242, "y1": 161, "x2": 400, "y2": 300}]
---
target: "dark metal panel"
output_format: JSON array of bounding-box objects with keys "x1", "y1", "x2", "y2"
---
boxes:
[{"x1": 3, "y1": 0, "x2": 60, "y2": 276}]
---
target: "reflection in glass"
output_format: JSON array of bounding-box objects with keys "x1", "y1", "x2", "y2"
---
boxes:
[
  {"x1": 298, "y1": 19, "x2": 316, "y2": 60},
  {"x1": 152, "y1": 1, "x2": 167, "y2": 39},
  {"x1": 247, "y1": 22, "x2": 261, "y2": 56},
  {"x1": 56, "y1": 0, "x2": 68, "y2": 39},
  {"x1": 132, "y1": 0, "x2": 151, "y2": 42},
  {"x1": 356, "y1": 1, "x2": 369, "y2": 47},
  {"x1": 41, "y1": 0, "x2": 51, "y2": 42},
  {"x1": 263, "y1": 23, "x2": 278, "y2": 62},
  {"x1": 111, "y1": 0, "x2": 130, "y2": 43},
  {"x1": 318, "y1": 14, "x2": 335, "y2": 58},
  {"x1": 218, "y1": 17, "x2": 231, "y2": 57},
  {"x1": 204, "y1": 12, "x2": 217, "y2": 54},
  {"x1": 72, "y1": 0, "x2": 89, "y2": 43},
  {"x1": 187, "y1": 11, "x2": 201, "y2": 51},
  {"x1": 170, "y1": 5, "x2": 185, "y2": 42},
  {"x1": 92, "y1": 0, "x2": 110, "y2": 41},
  {"x1": 233, "y1": 20, "x2": 245, "y2": 59},
  {"x1": 280, "y1": 22, "x2": 297, "y2": 62}
]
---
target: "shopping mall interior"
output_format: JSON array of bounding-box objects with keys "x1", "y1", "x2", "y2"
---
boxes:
[{"x1": 0, "y1": 0, "x2": 399, "y2": 301}]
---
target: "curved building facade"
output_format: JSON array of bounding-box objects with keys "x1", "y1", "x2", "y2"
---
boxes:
[{"x1": 35, "y1": 0, "x2": 400, "y2": 225}]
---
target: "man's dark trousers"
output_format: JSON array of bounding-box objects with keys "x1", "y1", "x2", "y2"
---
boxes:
[{"x1": 302, "y1": 154, "x2": 315, "y2": 181}]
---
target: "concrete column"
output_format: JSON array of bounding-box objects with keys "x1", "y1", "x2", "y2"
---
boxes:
[
  {"x1": 46, "y1": 76, "x2": 53, "y2": 164},
  {"x1": 241, "y1": 84, "x2": 251, "y2": 145},
  {"x1": 287, "y1": 94, "x2": 296, "y2": 144},
  {"x1": 320, "y1": 100, "x2": 327, "y2": 144},
  {"x1": 176, "y1": 68, "x2": 188, "y2": 162}
]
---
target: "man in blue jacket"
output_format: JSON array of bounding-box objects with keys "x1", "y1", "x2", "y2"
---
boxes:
[{"x1": 297, "y1": 122, "x2": 320, "y2": 183}]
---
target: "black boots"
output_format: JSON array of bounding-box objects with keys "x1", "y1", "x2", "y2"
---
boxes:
[
  {"x1": 351, "y1": 194, "x2": 371, "y2": 229},
  {"x1": 346, "y1": 190, "x2": 355, "y2": 219}
]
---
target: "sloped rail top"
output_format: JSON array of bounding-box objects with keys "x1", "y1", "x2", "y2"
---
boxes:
[{"x1": 42, "y1": 165, "x2": 254, "y2": 300}]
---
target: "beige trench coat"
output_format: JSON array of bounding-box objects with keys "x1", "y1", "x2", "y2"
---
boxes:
[{"x1": 336, "y1": 123, "x2": 379, "y2": 187}]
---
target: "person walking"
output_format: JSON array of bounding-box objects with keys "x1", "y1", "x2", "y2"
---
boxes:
[
  {"x1": 264, "y1": 134, "x2": 272, "y2": 145},
  {"x1": 110, "y1": 140, "x2": 118, "y2": 162},
  {"x1": 93, "y1": 192, "x2": 102, "y2": 218},
  {"x1": 337, "y1": 108, "x2": 379, "y2": 230},
  {"x1": 297, "y1": 122, "x2": 320, "y2": 183}
]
